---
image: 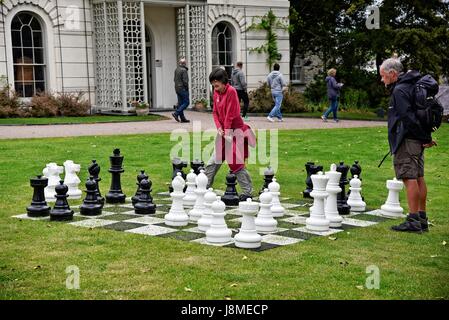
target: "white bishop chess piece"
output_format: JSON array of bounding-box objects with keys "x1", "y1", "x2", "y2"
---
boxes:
[
  {"x1": 324, "y1": 164, "x2": 343, "y2": 227},
  {"x1": 306, "y1": 171, "x2": 330, "y2": 231},
  {"x1": 206, "y1": 196, "x2": 232, "y2": 244},
  {"x1": 380, "y1": 178, "x2": 405, "y2": 218},
  {"x1": 235, "y1": 198, "x2": 261, "y2": 249},
  {"x1": 165, "y1": 172, "x2": 189, "y2": 226},
  {"x1": 188, "y1": 169, "x2": 208, "y2": 222},
  {"x1": 63, "y1": 160, "x2": 82, "y2": 199},
  {"x1": 268, "y1": 177, "x2": 285, "y2": 217},
  {"x1": 197, "y1": 188, "x2": 216, "y2": 232},
  {"x1": 43, "y1": 162, "x2": 64, "y2": 202},
  {"x1": 347, "y1": 175, "x2": 366, "y2": 212},
  {"x1": 183, "y1": 169, "x2": 197, "y2": 207},
  {"x1": 255, "y1": 188, "x2": 277, "y2": 233}
]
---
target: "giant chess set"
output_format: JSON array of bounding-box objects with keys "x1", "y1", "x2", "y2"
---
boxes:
[{"x1": 14, "y1": 149, "x2": 406, "y2": 251}]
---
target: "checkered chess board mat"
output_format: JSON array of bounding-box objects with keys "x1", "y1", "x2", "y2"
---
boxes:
[{"x1": 13, "y1": 192, "x2": 395, "y2": 251}]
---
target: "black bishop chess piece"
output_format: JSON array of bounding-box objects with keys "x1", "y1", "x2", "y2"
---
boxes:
[
  {"x1": 259, "y1": 166, "x2": 274, "y2": 195},
  {"x1": 132, "y1": 170, "x2": 148, "y2": 205},
  {"x1": 27, "y1": 175, "x2": 50, "y2": 217},
  {"x1": 106, "y1": 148, "x2": 126, "y2": 204},
  {"x1": 221, "y1": 171, "x2": 239, "y2": 206},
  {"x1": 347, "y1": 160, "x2": 363, "y2": 199},
  {"x1": 336, "y1": 161, "x2": 351, "y2": 215},
  {"x1": 88, "y1": 159, "x2": 104, "y2": 208},
  {"x1": 169, "y1": 157, "x2": 188, "y2": 193},
  {"x1": 134, "y1": 178, "x2": 156, "y2": 214},
  {"x1": 80, "y1": 176, "x2": 102, "y2": 216},
  {"x1": 303, "y1": 162, "x2": 323, "y2": 198},
  {"x1": 50, "y1": 180, "x2": 74, "y2": 221},
  {"x1": 191, "y1": 159, "x2": 204, "y2": 175}
]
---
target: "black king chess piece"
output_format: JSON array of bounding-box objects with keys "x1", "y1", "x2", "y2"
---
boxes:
[
  {"x1": 259, "y1": 166, "x2": 274, "y2": 195},
  {"x1": 191, "y1": 159, "x2": 204, "y2": 175},
  {"x1": 27, "y1": 175, "x2": 50, "y2": 217},
  {"x1": 221, "y1": 171, "x2": 239, "y2": 206},
  {"x1": 132, "y1": 170, "x2": 149, "y2": 205},
  {"x1": 169, "y1": 157, "x2": 188, "y2": 193},
  {"x1": 49, "y1": 180, "x2": 74, "y2": 221},
  {"x1": 80, "y1": 176, "x2": 102, "y2": 216},
  {"x1": 134, "y1": 178, "x2": 156, "y2": 214},
  {"x1": 303, "y1": 162, "x2": 323, "y2": 198},
  {"x1": 88, "y1": 159, "x2": 104, "y2": 208},
  {"x1": 336, "y1": 161, "x2": 351, "y2": 215},
  {"x1": 106, "y1": 148, "x2": 126, "y2": 204}
]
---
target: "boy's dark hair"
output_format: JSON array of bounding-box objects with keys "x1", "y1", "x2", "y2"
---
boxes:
[
  {"x1": 273, "y1": 63, "x2": 280, "y2": 71},
  {"x1": 209, "y1": 68, "x2": 228, "y2": 84},
  {"x1": 236, "y1": 62, "x2": 243, "y2": 68}
]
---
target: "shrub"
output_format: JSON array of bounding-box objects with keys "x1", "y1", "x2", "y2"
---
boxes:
[
  {"x1": 0, "y1": 86, "x2": 25, "y2": 118},
  {"x1": 303, "y1": 73, "x2": 327, "y2": 103},
  {"x1": 57, "y1": 92, "x2": 90, "y2": 116},
  {"x1": 340, "y1": 88, "x2": 370, "y2": 111},
  {"x1": 29, "y1": 92, "x2": 59, "y2": 117}
]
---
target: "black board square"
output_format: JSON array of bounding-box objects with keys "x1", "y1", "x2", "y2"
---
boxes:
[
  {"x1": 223, "y1": 242, "x2": 280, "y2": 252},
  {"x1": 157, "y1": 230, "x2": 205, "y2": 241},
  {"x1": 275, "y1": 229, "x2": 318, "y2": 240},
  {"x1": 101, "y1": 221, "x2": 147, "y2": 231}
]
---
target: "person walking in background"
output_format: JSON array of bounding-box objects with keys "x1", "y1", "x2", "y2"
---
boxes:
[
  {"x1": 231, "y1": 62, "x2": 250, "y2": 122},
  {"x1": 267, "y1": 63, "x2": 287, "y2": 122},
  {"x1": 173, "y1": 58, "x2": 190, "y2": 123},
  {"x1": 322, "y1": 68, "x2": 344, "y2": 123}
]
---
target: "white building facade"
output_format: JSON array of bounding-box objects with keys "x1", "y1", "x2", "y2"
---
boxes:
[{"x1": 0, "y1": 0, "x2": 290, "y2": 113}]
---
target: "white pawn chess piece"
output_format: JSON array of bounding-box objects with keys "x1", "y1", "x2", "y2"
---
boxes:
[
  {"x1": 183, "y1": 169, "x2": 197, "y2": 207},
  {"x1": 206, "y1": 196, "x2": 232, "y2": 244},
  {"x1": 188, "y1": 169, "x2": 208, "y2": 222},
  {"x1": 268, "y1": 177, "x2": 285, "y2": 217},
  {"x1": 255, "y1": 188, "x2": 277, "y2": 233},
  {"x1": 235, "y1": 198, "x2": 262, "y2": 248},
  {"x1": 165, "y1": 172, "x2": 189, "y2": 226},
  {"x1": 197, "y1": 188, "x2": 216, "y2": 232},
  {"x1": 43, "y1": 162, "x2": 64, "y2": 202},
  {"x1": 63, "y1": 160, "x2": 82, "y2": 199},
  {"x1": 347, "y1": 175, "x2": 366, "y2": 212},
  {"x1": 380, "y1": 178, "x2": 405, "y2": 218},
  {"x1": 306, "y1": 171, "x2": 330, "y2": 231},
  {"x1": 324, "y1": 164, "x2": 343, "y2": 227}
]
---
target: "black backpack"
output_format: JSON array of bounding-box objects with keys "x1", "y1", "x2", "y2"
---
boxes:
[{"x1": 414, "y1": 75, "x2": 444, "y2": 132}]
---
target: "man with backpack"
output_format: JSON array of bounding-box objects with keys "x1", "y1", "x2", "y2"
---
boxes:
[{"x1": 379, "y1": 57, "x2": 440, "y2": 233}]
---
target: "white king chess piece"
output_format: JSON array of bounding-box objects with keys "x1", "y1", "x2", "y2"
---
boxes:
[
  {"x1": 324, "y1": 164, "x2": 343, "y2": 227},
  {"x1": 306, "y1": 171, "x2": 330, "y2": 231},
  {"x1": 206, "y1": 196, "x2": 232, "y2": 244},
  {"x1": 255, "y1": 188, "x2": 277, "y2": 233},
  {"x1": 183, "y1": 169, "x2": 197, "y2": 207},
  {"x1": 380, "y1": 178, "x2": 405, "y2": 218},
  {"x1": 268, "y1": 177, "x2": 285, "y2": 217},
  {"x1": 164, "y1": 172, "x2": 189, "y2": 226},
  {"x1": 197, "y1": 188, "x2": 216, "y2": 232},
  {"x1": 347, "y1": 175, "x2": 366, "y2": 212},
  {"x1": 188, "y1": 169, "x2": 208, "y2": 222},
  {"x1": 63, "y1": 160, "x2": 82, "y2": 199},
  {"x1": 235, "y1": 198, "x2": 261, "y2": 249},
  {"x1": 43, "y1": 162, "x2": 64, "y2": 202}
]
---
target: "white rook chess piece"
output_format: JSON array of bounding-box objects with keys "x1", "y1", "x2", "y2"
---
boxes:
[
  {"x1": 306, "y1": 171, "x2": 330, "y2": 231},
  {"x1": 165, "y1": 172, "x2": 189, "y2": 226},
  {"x1": 43, "y1": 162, "x2": 64, "y2": 202},
  {"x1": 380, "y1": 178, "x2": 404, "y2": 218},
  {"x1": 206, "y1": 196, "x2": 232, "y2": 244},
  {"x1": 188, "y1": 169, "x2": 208, "y2": 222},
  {"x1": 268, "y1": 177, "x2": 285, "y2": 217},
  {"x1": 63, "y1": 160, "x2": 82, "y2": 199},
  {"x1": 235, "y1": 198, "x2": 261, "y2": 249},
  {"x1": 255, "y1": 188, "x2": 277, "y2": 233},
  {"x1": 347, "y1": 175, "x2": 366, "y2": 212},
  {"x1": 197, "y1": 188, "x2": 216, "y2": 232},
  {"x1": 183, "y1": 169, "x2": 197, "y2": 207},
  {"x1": 324, "y1": 164, "x2": 343, "y2": 228}
]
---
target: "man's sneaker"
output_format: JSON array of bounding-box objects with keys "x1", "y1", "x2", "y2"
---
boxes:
[
  {"x1": 420, "y1": 217, "x2": 429, "y2": 232},
  {"x1": 277, "y1": 118, "x2": 284, "y2": 122},
  {"x1": 321, "y1": 115, "x2": 327, "y2": 122},
  {"x1": 180, "y1": 119, "x2": 190, "y2": 123},
  {"x1": 334, "y1": 119, "x2": 339, "y2": 123},
  {"x1": 391, "y1": 216, "x2": 423, "y2": 233},
  {"x1": 172, "y1": 112, "x2": 180, "y2": 122},
  {"x1": 267, "y1": 116, "x2": 274, "y2": 122},
  {"x1": 239, "y1": 194, "x2": 252, "y2": 202}
]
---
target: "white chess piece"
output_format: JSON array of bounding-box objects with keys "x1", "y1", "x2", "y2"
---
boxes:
[
  {"x1": 324, "y1": 164, "x2": 343, "y2": 227},
  {"x1": 235, "y1": 198, "x2": 262, "y2": 248},
  {"x1": 268, "y1": 177, "x2": 285, "y2": 217},
  {"x1": 255, "y1": 188, "x2": 277, "y2": 233},
  {"x1": 183, "y1": 169, "x2": 197, "y2": 207},
  {"x1": 197, "y1": 188, "x2": 216, "y2": 232},
  {"x1": 63, "y1": 160, "x2": 82, "y2": 199},
  {"x1": 165, "y1": 172, "x2": 189, "y2": 226},
  {"x1": 188, "y1": 169, "x2": 208, "y2": 222},
  {"x1": 380, "y1": 178, "x2": 405, "y2": 218},
  {"x1": 206, "y1": 196, "x2": 232, "y2": 244},
  {"x1": 43, "y1": 162, "x2": 64, "y2": 202},
  {"x1": 347, "y1": 175, "x2": 366, "y2": 212},
  {"x1": 306, "y1": 171, "x2": 330, "y2": 231}
]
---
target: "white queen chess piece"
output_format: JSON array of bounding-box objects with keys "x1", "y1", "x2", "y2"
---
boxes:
[
  {"x1": 347, "y1": 175, "x2": 366, "y2": 212},
  {"x1": 183, "y1": 169, "x2": 197, "y2": 207},
  {"x1": 235, "y1": 198, "x2": 262, "y2": 249},
  {"x1": 380, "y1": 178, "x2": 405, "y2": 218},
  {"x1": 164, "y1": 172, "x2": 189, "y2": 226},
  {"x1": 188, "y1": 169, "x2": 208, "y2": 222},
  {"x1": 206, "y1": 196, "x2": 232, "y2": 244},
  {"x1": 63, "y1": 160, "x2": 82, "y2": 199},
  {"x1": 324, "y1": 164, "x2": 343, "y2": 227},
  {"x1": 268, "y1": 177, "x2": 285, "y2": 217},
  {"x1": 255, "y1": 188, "x2": 277, "y2": 233},
  {"x1": 306, "y1": 171, "x2": 330, "y2": 231},
  {"x1": 43, "y1": 162, "x2": 64, "y2": 202},
  {"x1": 197, "y1": 188, "x2": 216, "y2": 232}
]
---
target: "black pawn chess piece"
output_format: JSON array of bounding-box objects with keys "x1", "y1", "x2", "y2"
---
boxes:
[
  {"x1": 347, "y1": 160, "x2": 363, "y2": 199},
  {"x1": 88, "y1": 159, "x2": 105, "y2": 208},
  {"x1": 221, "y1": 171, "x2": 239, "y2": 206},
  {"x1": 80, "y1": 177, "x2": 102, "y2": 216},
  {"x1": 336, "y1": 161, "x2": 351, "y2": 215},
  {"x1": 169, "y1": 157, "x2": 188, "y2": 193},
  {"x1": 27, "y1": 175, "x2": 50, "y2": 217},
  {"x1": 50, "y1": 180, "x2": 74, "y2": 221},
  {"x1": 106, "y1": 148, "x2": 126, "y2": 204},
  {"x1": 303, "y1": 162, "x2": 323, "y2": 198},
  {"x1": 134, "y1": 178, "x2": 156, "y2": 214},
  {"x1": 191, "y1": 159, "x2": 204, "y2": 175},
  {"x1": 132, "y1": 170, "x2": 149, "y2": 205},
  {"x1": 259, "y1": 166, "x2": 275, "y2": 195}
]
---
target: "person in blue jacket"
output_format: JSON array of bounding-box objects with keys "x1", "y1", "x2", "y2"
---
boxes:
[{"x1": 321, "y1": 68, "x2": 344, "y2": 122}]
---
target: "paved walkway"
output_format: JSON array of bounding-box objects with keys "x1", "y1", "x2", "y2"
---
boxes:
[{"x1": 0, "y1": 111, "x2": 386, "y2": 139}]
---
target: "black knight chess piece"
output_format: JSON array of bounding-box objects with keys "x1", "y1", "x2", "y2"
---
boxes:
[
  {"x1": 134, "y1": 178, "x2": 156, "y2": 214},
  {"x1": 132, "y1": 170, "x2": 149, "y2": 205},
  {"x1": 303, "y1": 162, "x2": 323, "y2": 198},
  {"x1": 50, "y1": 180, "x2": 74, "y2": 221},
  {"x1": 191, "y1": 159, "x2": 204, "y2": 175},
  {"x1": 27, "y1": 175, "x2": 50, "y2": 217},
  {"x1": 80, "y1": 177, "x2": 102, "y2": 216},
  {"x1": 336, "y1": 161, "x2": 351, "y2": 215},
  {"x1": 169, "y1": 157, "x2": 188, "y2": 193},
  {"x1": 106, "y1": 148, "x2": 126, "y2": 204},
  {"x1": 88, "y1": 159, "x2": 105, "y2": 208},
  {"x1": 259, "y1": 166, "x2": 274, "y2": 195},
  {"x1": 221, "y1": 171, "x2": 239, "y2": 206}
]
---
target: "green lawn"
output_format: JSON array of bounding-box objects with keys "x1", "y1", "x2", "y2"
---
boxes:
[
  {"x1": 283, "y1": 111, "x2": 385, "y2": 121},
  {"x1": 0, "y1": 125, "x2": 448, "y2": 299},
  {"x1": 0, "y1": 114, "x2": 167, "y2": 125}
]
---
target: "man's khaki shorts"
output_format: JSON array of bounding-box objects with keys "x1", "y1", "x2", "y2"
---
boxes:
[{"x1": 393, "y1": 139, "x2": 424, "y2": 179}]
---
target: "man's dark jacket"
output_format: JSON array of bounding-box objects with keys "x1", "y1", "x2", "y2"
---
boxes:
[
  {"x1": 388, "y1": 70, "x2": 431, "y2": 154},
  {"x1": 174, "y1": 65, "x2": 189, "y2": 93}
]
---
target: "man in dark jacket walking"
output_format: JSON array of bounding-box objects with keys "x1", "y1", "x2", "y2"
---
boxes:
[
  {"x1": 173, "y1": 58, "x2": 190, "y2": 123},
  {"x1": 380, "y1": 57, "x2": 437, "y2": 233},
  {"x1": 231, "y1": 62, "x2": 250, "y2": 121}
]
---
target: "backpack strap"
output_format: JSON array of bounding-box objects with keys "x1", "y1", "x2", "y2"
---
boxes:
[{"x1": 378, "y1": 150, "x2": 391, "y2": 168}]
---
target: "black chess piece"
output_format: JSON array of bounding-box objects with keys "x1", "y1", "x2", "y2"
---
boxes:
[
  {"x1": 221, "y1": 171, "x2": 239, "y2": 206},
  {"x1": 169, "y1": 157, "x2": 188, "y2": 193},
  {"x1": 106, "y1": 148, "x2": 126, "y2": 204},
  {"x1": 88, "y1": 159, "x2": 105, "y2": 208},
  {"x1": 134, "y1": 178, "x2": 156, "y2": 214},
  {"x1": 132, "y1": 170, "x2": 149, "y2": 205},
  {"x1": 191, "y1": 159, "x2": 204, "y2": 175},
  {"x1": 80, "y1": 177, "x2": 102, "y2": 216},
  {"x1": 303, "y1": 162, "x2": 323, "y2": 198},
  {"x1": 336, "y1": 161, "x2": 351, "y2": 215},
  {"x1": 50, "y1": 180, "x2": 74, "y2": 221},
  {"x1": 27, "y1": 175, "x2": 50, "y2": 217},
  {"x1": 259, "y1": 166, "x2": 274, "y2": 195}
]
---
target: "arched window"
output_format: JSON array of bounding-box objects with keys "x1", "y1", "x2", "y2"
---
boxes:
[
  {"x1": 11, "y1": 12, "x2": 46, "y2": 97},
  {"x1": 211, "y1": 22, "x2": 233, "y2": 78}
]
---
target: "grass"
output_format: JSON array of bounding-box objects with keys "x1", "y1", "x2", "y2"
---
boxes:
[
  {"x1": 0, "y1": 125, "x2": 448, "y2": 299},
  {"x1": 0, "y1": 114, "x2": 167, "y2": 125},
  {"x1": 283, "y1": 111, "x2": 385, "y2": 121}
]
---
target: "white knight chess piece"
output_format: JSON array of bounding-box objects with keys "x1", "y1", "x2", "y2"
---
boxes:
[
  {"x1": 43, "y1": 162, "x2": 64, "y2": 202},
  {"x1": 63, "y1": 160, "x2": 82, "y2": 199}
]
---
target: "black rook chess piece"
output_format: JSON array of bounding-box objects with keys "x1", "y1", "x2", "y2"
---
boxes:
[
  {"x1": 80, "y1": 177, "x2": 102, "y2": 216},
  {"x1": 88, "y1": 159, "x2": 105, "y2": 208},
  {"x1": 336, "y1": 161, "x2": 351, "y2": 215},
  {"x1": 132, "y1": 170, "x2": 149, "y2": 205},
  {"x1": 191, "y1": 159, "x2": 204, "y2": 175},
  {"x1": 106, "y1": 148, "x2": 126, "y2": 204},
  {"x1": 27, "y1": 175, "x2": 50, "y2": 217},
  {"x1": 221, "y1": 171, "x2": 239, "y2": 206},
  {"x1": 134, "y1": 178, "x2": 156, "y2": 214},
  {"x1": 303, "y1": 162, "x2": 323, "y2": 198},
  {"x1": 50, "y1": 180, "x2": 74, "y2": 221},
  {"x1": 259, "y1": 166, "x2": 275, "y2": 195},
  {"x1": 169, "y1": 157, "x2": 188, "y2": 193}
]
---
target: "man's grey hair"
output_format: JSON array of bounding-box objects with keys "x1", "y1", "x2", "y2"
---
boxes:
[
  {"x1": 179, "y1": 58, "x2": 186, "y2": 65},
  {"x1": 380, "y1": 58, "x2": 403, "y2": 73}
]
